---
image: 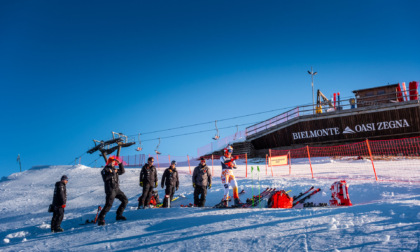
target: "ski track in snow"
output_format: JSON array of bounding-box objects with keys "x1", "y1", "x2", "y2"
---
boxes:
[{"x1": 0, "y1": 162, "x2": 419, "y2": 251}]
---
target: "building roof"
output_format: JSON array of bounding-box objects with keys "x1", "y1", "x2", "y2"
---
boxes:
[{"x1": 352, "y1": 83, "x2": 399, "y2": 94}]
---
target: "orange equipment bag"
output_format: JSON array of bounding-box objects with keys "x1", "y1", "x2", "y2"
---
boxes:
[
  {"x1": 269, "y1": 190, "x2": 293, "y2": 208},
  {"x1": 150, "y1": 196, "x2": 157, "y2": 206}
]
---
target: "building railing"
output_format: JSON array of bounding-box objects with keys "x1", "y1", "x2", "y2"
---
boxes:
[{"x1": 196, "y1": 86, "x2": 419, "y2": 156}]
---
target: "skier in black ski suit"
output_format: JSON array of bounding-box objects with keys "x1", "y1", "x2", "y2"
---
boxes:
[
  {"x1": 138, "y1": 157, "x2": 158, "y2": 209},
  {"x1": 192, "y1": 157, "x2": 212, "y2": 207},
  {"x1": 161, "y1": 160, "x2": 179, "y2": 207},
  {"x1": 51, "y1": 175, "x2": 68, "y2": 232},
  {"x1": 97, "y1": 156, "x2": 128, "y2": 225}
]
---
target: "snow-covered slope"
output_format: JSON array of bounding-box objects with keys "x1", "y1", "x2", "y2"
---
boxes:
[{"x1": 0, "y1": 163, "x2": 419, "y2": 251}]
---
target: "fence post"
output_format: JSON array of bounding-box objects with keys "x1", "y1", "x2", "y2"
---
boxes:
[
  {"x1": 265, "y1": 154, "x2": 268, "y2": 175},
  {"x1": 187, "y1": 155, "x2": 191, "y2": 175},
  {"x1": 157, "y1": 154, "x2": 160, "y2": 169},
  {"x1": 269, "y1": 149, "x2": 274, "y2": 177},
  {"x1": 245, "y1": 153, "x2": 248, "y2": 178},
  {"x1": 212, "y1": 154, "x2": 214, "y2": 175},
  {"x1": 306, "y1": 145, "x2": 314, "y2": 179},
  {"x1": 366, "y1": 139, "x2": 379, "y2": 181},
  {"x1": 288, "y1": 151, "x2": 291, "y2": 175},
  {"x1": 168, "y1": 155, "x2": 171, "y2": 165}
]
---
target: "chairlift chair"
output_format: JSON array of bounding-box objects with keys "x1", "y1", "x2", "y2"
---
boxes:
[
  {"x1": 155, "y1": 138, "x2": 161, "y2": 155},
  {"x1": 212, "y1": 120, "x2": 220, "y2": 140},
  {"x1": 136, "y1": 133, "x2": 143, "y2": 151},
  {"x1": 233, "y1": 125, "x2": 239, "y2": 141}
]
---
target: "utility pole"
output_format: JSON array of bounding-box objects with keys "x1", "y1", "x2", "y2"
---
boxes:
[
  {"x1": 17, "y1": 154, "x2": 22, "y2": 172},
  {"x1": 307, "y1": 67, "x2": 318, "y2": 114}
]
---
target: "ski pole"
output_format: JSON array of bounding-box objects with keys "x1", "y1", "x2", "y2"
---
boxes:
[
  {"x1": 251, "y1": 166, "x2": 254, "y2": 207},
  {"x1": 257, "y1": 166, "x2": 261, "y2": 208}
]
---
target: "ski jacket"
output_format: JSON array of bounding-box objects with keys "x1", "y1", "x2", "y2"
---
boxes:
[
  {"x1": 101, "y1": 163, "x2": 125, "y2": 194},
  {"x1": 52, "y1": 181, "x2": 67, "y2": 207},
  {"x1": 220, "y1": 156, "x2": 237, "y2": 170},
  {"x1": 161, "y1": 167, "x2": 179, "y2": 188},
  {"x1": 192, "y1": 163, "x2": 212, "y2": 186},
  {"x1": 140, "y1": 164, "x2": 157, "y2": 184}
]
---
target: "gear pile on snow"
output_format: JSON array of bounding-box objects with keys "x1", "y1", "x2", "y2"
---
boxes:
[
  {"x1": 268, "y1": 190, "x2": 293, "y2": 208},
  {"x1": 329, "y1": 180, "x2": 352, "y2": 206}
]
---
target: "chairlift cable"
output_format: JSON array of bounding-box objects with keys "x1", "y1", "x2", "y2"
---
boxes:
[{"x1": 126, "y1": 104, "x2": 307, "y2": 138}]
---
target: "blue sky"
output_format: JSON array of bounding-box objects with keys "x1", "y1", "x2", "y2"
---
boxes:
[{"x1": 1, "y1": 1, "x2": 419, "y2": 177}]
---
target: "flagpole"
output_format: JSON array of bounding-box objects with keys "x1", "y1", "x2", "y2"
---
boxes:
[{"x1": 17, "y1": 154, "x2": 22, "y2": 172}]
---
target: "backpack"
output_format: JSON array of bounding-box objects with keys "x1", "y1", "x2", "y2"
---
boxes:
[
  {"x1": 150, "y1": 196, "x2": 157, "y2": 206},
  {"x1": 269, "y1": 190, "x2": 293, "y2": 208},
  {"x1": 329, "y1": 180, "x2": 352, "y2": 206}
]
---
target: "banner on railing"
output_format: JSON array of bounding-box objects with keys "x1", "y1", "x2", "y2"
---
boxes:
[{"x1": 269, "y1": 155, "x2": 288, "y2": 166}]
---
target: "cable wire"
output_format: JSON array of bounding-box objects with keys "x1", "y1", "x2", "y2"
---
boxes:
[
  {"x1": 126, "y1": 104, "x2": 305, "y2": 137},
  {"x1": 140, "y1": 121, "x2": 259, "y2": 142}
]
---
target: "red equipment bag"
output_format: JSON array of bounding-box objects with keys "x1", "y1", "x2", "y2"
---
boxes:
[
  {"x1": 150, "y1": 196, "x2": 157, "y2": 206},
  {"x1": 269, "y1": 190, "x2": 293, "y2": 208},
  {"x1": 409, "y1": 81, "x2": 419, "y2": 100},
  {"x1": 329, "y1": 180, "x2": 352, "y2": 206}
]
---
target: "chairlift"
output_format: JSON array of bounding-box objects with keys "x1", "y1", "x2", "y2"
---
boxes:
[
  {"x1": 136, "y1": 133, "x2": 143, "y2": 151},
  {"x1": 212, "y1": 120, "x2": 220, "y2": 140},
  {"x1": 155, "y1": 138, "x2": 161, "y2": 155},
  {"x1": 233, "y1": 125, "x2": 239, "y2": 141}
]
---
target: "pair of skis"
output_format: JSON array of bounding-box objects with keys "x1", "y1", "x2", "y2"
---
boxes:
[
  {"x1": 292, "y1": 186, "x2": 321, "y2": 207},
  {"x1": 242, "y1": 188, "x2": 277, "y2": 208},
  {"x1": 214, "y1": 187, "x2": 277, "y2": 208}
]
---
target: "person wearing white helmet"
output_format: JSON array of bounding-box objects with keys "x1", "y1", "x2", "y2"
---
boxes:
[{"x1": 220, "y1": 146, "x2": 241, "y2": 207}]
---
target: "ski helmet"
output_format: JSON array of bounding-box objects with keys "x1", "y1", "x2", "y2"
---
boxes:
[
  {"x1": 106, "y1": 156, "x2": 120, "y2": 165},
  {"x1": 224, "y1": 146, "x2": 233, "y2": 155}
]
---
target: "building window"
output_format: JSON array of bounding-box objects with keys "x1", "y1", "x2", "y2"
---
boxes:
[
  {"x1": 377, "y1": 90, "x2": 386, "y2": 95},
  {"x1": 365, "y1": 91, "x2": 374, "y2": 97}
]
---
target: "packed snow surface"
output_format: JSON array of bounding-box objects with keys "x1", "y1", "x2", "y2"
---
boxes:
[{"x1": 0, "y1": 161, "x2": 419, "y2": 251}]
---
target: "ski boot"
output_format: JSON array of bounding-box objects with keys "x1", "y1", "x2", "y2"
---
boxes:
[
  {"x1": 233, "y1": 198, "x2": 244, "y2": 207},
  {"x1": 116, "y1": 215, "x2": 127, "y2": 221},
  {"x1": 222, "y1": 199, "x2": 228, "y2": 207},
  {"x1": 52, "y1": 227, "x2": 64, "y2": 233},
  {"x1": 98, "y1": 219, "x2": 105, "y2": 226}
]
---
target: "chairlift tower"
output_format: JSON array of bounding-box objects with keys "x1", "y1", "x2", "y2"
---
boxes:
[{"x1": 87, "y1": 131, "x2": 135, "y2": 163}]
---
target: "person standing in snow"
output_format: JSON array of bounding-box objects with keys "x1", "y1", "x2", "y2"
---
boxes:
[
  {"x1": 161, "y1": 160, "x2": 179, "y2": 207},
  {"x1": 138, "y1": 157, "x2": 158, "y2": 209},
  {"x1": 51, "y1": 175, "x2": 68, "y2": 232},
  {"x1": 220, "y1": 146, "x2": 241, "y2": 207},
  {"x1": 97, "y1": 156, "x2": 128, "y2": 226},
  {"x1": 192, "y1": 157, "x2": 212, "y2": 207}
]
